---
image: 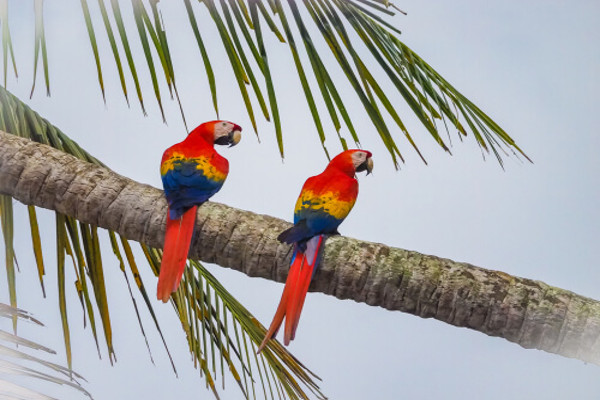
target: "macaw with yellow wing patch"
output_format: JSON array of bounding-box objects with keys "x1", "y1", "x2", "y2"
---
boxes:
[
  {"x1": 157, "y1": 121, "x2": 242, "y2": 303},
  {"x1": 258, "y1": 149, "x2": 373, "y2": 352}
]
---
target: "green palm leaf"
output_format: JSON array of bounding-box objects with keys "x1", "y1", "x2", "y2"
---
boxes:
[
  {"x1": 0, "y1": 0, "x2": 19, "y2": 87},
  {"x1": 30, "y1": 0, "x2": 50, "y2": 98},
  {"x1": 1, "y1": 1, "x2": 528, "y2": 165},
  {"x1": 0, "y1": 85, "x2": 323, "y2": 399}
]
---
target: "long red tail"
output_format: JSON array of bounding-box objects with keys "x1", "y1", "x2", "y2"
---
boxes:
[
  {"x1": 257, "y1": 236, "x2": 323, "y2": 353},
  {"x1": 156, "y1": 206, "x2": 197, "y2": 303}
]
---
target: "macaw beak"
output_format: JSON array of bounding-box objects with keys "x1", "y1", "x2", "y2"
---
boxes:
[
  {"x1": 356, "y1": 157, "x2": 374, "y2": 175},
  {"x1": 215, "y1": 125, "x2": 242, "y2": 147},
  {"x1": 228, "y1": 127, "x2": 242, "y2": 147}
]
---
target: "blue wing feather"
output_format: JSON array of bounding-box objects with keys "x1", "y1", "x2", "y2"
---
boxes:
[
  {"x1": 278, "y1": 209, "x2": 342, "y2": 252},
  {"x1": 162, "y1": 158, "x2": 224, "y2": 219},
  {"x1": 294, "y1": 208, "x2": 343, "y2": 236}
]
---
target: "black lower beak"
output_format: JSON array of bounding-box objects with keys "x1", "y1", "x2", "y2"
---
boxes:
[
  {"x1": 355, "y1": 157, "x2": 373, "y2": 175},
  {"x1": 356, "y1": 161, "x2": 369, "y2": 174},
  {"x1": 215, "y1": 135, "x2": 231, "y2": 146},
  {"x1": 215, "y1": 129, "x2": 242, "y2": 147}
]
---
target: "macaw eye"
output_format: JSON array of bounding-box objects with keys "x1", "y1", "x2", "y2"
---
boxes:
[{"x1": 222, "y1": 122, "x2": 227, "y2": 126}]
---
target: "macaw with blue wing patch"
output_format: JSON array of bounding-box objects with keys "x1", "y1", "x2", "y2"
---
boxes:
[
  {"x1": 258, "y1": 149, "x2": 373, "y2": 351},
  {"x1": 157, "y1": 121, "x2": 242, "y2": 303}
]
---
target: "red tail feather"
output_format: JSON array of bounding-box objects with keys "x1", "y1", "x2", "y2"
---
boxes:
[
  {"x1": 257, "y1": 256, "x2": 301, "y2": 353},
  {"x1": 257, "y1": 236, "x2": 322, "y2": 352},
  {"x1": 284, "y1": 256, "x2": 311, "y2": 344},
  {"x1": 156, "y1": 206, "x2": 197, "y2": 303}
]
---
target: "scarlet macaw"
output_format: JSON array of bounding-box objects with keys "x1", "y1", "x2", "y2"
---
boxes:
[
  {"x1": 157, "y1": 121, "x2": 242, "y2": 303},
  {"x1": 258, "y1": 149, "x2": 373, "y2": 351}
]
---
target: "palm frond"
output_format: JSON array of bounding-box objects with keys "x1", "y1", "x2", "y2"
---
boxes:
[
  {"x1": 0, "y1": 0, "x2": 18, "y2": 87},
  {"x1": 30, "y1": 0, "x2": 50, "y2": 98},
  {"x1": 1, "y1": 1, "x2": 528, "y2": 166},
  {"x1": 183, "y1": 0, "x2": 219, "y2": 115},
  {"x1": 80, "y1": 0, "x2": 106, "y2": 103},
  {"x1": 0, "y1": 303, "x2": 92, "y2": 400},
  {"x1": 0, "y1": 195, "x2": 16, "y2": 331},
  {"x1": 0, "y1": 85, "x2": 324, "y2": 399}
]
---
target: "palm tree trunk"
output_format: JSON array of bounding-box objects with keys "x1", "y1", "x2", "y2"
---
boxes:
[{"x1": 2, "y1": 130, "x2": 599, "y2": 366}]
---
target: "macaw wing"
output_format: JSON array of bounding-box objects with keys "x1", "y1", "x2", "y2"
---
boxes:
[
  {"x1": 161, "y1": 156, "x2": 226, "y2": 218},
  {"x1": 290, "y1": 189, "x2": 353, "y2": 236},
  {"x1": 278, "y1": 208, "x2": 342, "y2": 253},
  {"x1": 278, "y1": 219, "x2": 312, "y2": 244}
]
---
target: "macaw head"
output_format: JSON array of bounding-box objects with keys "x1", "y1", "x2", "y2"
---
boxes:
[
  {"x1": 190, "y1": 120, "x2": 242, "y2": 147},
  {"x1": 329, "y1": 149, "x2": 374, "y2": 176}
]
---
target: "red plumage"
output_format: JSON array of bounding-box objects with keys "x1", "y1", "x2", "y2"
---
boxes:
[
  {"x1": 156, "y1": 206, "x2": 197, "y2": 302},
  {"x1": 257, "y1": 236, "x2": 322, "y2": 353},
  {"x1": 283, "y1": 236, "x2": 323, "y2": 344},
  {"x1": 157, "y1": 121, "x2": 241, "y2": 303},
  {"x1": 258, "y1": 149, "x2": 373, "y2": 352}
]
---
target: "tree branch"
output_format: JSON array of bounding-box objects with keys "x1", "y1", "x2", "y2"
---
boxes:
[{"x1": 1, "y1": 131, "x2": 599, "y2": 365}]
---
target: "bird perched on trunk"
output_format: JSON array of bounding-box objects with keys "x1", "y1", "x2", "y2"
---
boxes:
[
  {"x1": 157, "y1": 121, "x2": 242, "y2": 303},
  {"x1": 258, "y1": 149, "x2": 373, "y2": 352}
]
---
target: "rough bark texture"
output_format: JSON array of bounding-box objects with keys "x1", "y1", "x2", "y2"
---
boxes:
[{"x1": 1, "y1": 131, "x2": 599, "y2": 365}]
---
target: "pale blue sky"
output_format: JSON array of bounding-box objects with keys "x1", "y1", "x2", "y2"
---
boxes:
[{"x1": 1, "y1": 1, "x2": 599, "y2": 399}]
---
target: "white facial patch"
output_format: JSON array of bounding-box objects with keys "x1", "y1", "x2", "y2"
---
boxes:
[
  {"x1": 214, "y1": 121, "x2": 234, "y2": 140},
  {"x1": 351, "y1": 151, "x2": 368, "y2": 169}
]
